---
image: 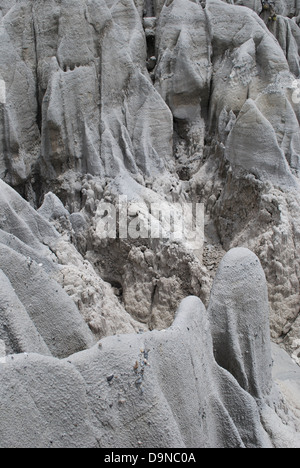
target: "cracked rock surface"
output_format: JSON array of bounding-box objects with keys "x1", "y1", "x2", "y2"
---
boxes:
[{"x1": 0, "y1": 0, "x2": 300, "y2": 448}]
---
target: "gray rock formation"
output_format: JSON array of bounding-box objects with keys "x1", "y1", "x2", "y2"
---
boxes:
[
  {"x1": 0, "y1": 179, "x2": 95, "y2": 357},
  {"x1": 0, "y1": 0, "x2": 300, "y2": 448},
  {"x1": 208, "y1": 248, "x2": 273, "y2": 399},
  {"x1": 0, "y1": 237, "x2": 299, "y2": 447}
]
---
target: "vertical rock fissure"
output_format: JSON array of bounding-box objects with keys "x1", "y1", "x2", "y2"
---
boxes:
[{"x1": 32, "y1": 7, "x2": 42, "y2": 135}]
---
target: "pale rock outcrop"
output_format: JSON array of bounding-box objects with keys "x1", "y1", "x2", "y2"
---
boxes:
[
  {"x1": 0, "y1": 168, "x2": 298, "y2": 446},
  {"x1": 271, "y1": 16, "x2": 300, "y2": 76},
  {"x1": 208, "y1": 248, "x2": 273, "y2": 399},
  {"x1": 0, "y1": 353, "x2": 98, "y2": 448},
  {"x1": 1, "y1": 0, "x2": 300, "y2": 346},
  {"x1": 255, "y1": 90, "x2": 300, "y2": 174},
  {"x1": 272, "y1": 343, "x2": 300, "y2": 425},
  {"x1": 232, "y1": 0, "x2": 300, "y2": 18},
  {"x1": 230, "y1": 2, "x2": 300, "y2": 73},
  {"x1": 0, "y1": 248, "x2": 299, "y2": 448},
  {"x1": 0, "y1": 178, "x2": 146, "y2": 354},
  {"x1": 0, "y1": 0, "x2": 300, "y2": 448},
  {"x1": 225, "y1": 99, "x2": 297, "y2": 189},
  {"x1": 0, "y1": 180, "x2": 95, "y2": 358},
  {"x1": 67, "y1": 296, "x2": 271, "y2": 449},
  {"x1": 0, "y1": 269, "x2": 51, "y2": 356},
  {"x1": 38, "y1": 192, "x2": 70, "y2": 223}
]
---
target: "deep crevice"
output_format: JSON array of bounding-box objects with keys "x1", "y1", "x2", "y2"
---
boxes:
[
  {"x1": 32, "y1": 12, "x2": 42, "y2": 134},
  {"x1": 144, "y1": 0, "x2": 155, "y2": 17}
]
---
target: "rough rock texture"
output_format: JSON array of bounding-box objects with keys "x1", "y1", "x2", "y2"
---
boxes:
[
  {"x1": 208, "y1": 248, "x2": 273, "y2": 399},
  {"x1": 272, "y1": 343, "x2": 300, "y2": 426},
  {"x1": 0, "y1": 178, "x2": 146, "y2": 351},
  {"x1": 1, "y1": 0, "x2": 300, "y2": 347},
  {"x1": 0, "y1": 0, "x2": 300, "y2": 448},
  {"x1": 0, "y1": 178, "x2": 299, "y2": 446},
  {"x1": 0, "y1": 249, "x2": 299, "y2": 448}
]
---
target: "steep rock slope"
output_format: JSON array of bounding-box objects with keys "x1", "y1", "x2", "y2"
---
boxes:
[
  {"x1": 1, "y1": 0, "x2": 300, "y2": 348},
  {"x1": 0, "y1": 179, "x2": 146, "y2": 354},
  {"x1": 0, "y1": 220, "x2": 299, "y2": 447},
  {"x1": 0, "y1": 0, "x2": 300, "y2": 448}
]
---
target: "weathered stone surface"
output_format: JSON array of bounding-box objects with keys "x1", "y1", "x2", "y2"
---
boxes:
[
  {"x1": 0, "y1": 287, "x2": 299, "y2": 448},
  {"x1": 0, "y1": 353, "x2": 98, "y2": 448},
  {"x1": 0, "y1": 0, "x2": 300, "y2": 448},
  {"x1": 67, "y1": 296, "x2": 271, "y2": 449},
  {"x1": 208, "y1": 248, "x2": 273, "y2": 399},
  {"x1": 225, "y1": 99, "x2": 297, "y2": 189},
  {"x1": 0, "y1": 180, "x2": 299, "y2": 446}
]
